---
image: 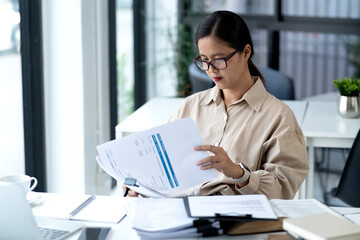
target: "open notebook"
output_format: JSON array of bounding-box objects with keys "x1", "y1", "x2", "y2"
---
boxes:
[{"x1": 0, "y1": 184, "x2": 84, "y2": 240}]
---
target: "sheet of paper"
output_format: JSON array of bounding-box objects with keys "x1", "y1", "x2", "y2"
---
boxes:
[
  {"x1": 132, "y1": 198, "x2": 194, "y2": 232},
  {"x1": 270, "y1": 199, "x2": 338, "y2": 218},
  {"x1": 345, "y1": 213, "x2": 360, "y2": 225},
  {"x1": 31, "y1": 193, "x2": 92, "y2": 219},
  {"x1": 31, "y1": 193, "x2": 126, "y2": 223},
  {"x1": 186, "y1": 195, "x2": 277, "y2": 220},
  {"x1": 71, "y1": 195, "x2": 126, "y2": 223},
  {"x1": 122, "y1": 197, "x2": 139, "y2": 222},
  {"x1": 96, "y1": 118, "x2": 216, "y2": 197}
]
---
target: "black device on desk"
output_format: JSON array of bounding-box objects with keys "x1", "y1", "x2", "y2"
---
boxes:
[
  {"x1": 78, "y1": 227, "x2": 111, "y2": 240},
  {"x1": 334, "y1": 129, "x2": 360, "y2": 207}
]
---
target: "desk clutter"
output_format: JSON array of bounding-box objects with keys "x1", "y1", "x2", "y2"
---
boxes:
[
  {"x1": 24, "y1": 191, "x2": 360, "y2": 239},
  {"x1": 122, "y1": 195, "x2": 360, "y2": 239}
]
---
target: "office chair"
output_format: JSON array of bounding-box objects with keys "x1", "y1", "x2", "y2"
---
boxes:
[
  {"x1": 332, "y1": 129, "x2": 360, "y2": 207},
  {"x1": 258, "y1": 67, "x2": 295, "y2": 100},
  {"x1": 188, "y1": 63, "x2": 295, "y2": 100}
]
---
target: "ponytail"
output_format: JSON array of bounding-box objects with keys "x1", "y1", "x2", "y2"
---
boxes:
[{"x1": 249, "y1": 59, "x2": 265, "y2": 83}]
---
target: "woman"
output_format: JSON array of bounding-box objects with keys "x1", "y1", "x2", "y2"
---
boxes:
[
  {"x1": 127, "y1": 10, "x2": 308, "y2": 199},
  {"x1": 170, "y1": 10, "x2": 308, "y2": 200}
]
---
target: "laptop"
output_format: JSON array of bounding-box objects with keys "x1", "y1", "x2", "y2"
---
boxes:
[
  {"x1": 0, "y1": 184, "x2": 84, "y2": 240},
  {"x1": 334, "y1": 129, "x2": 360, "y2": 207}
]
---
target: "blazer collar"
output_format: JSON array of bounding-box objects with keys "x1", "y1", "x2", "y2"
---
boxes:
[{"x1": 201, "y1": 77, "x2": 268, "y2": 112}]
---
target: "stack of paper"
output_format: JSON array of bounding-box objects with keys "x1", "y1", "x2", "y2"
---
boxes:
[
  {"x1": 269, "y1": 198, "x2": 339, "y2": 218},
  {"x1": 96, "y1": 118, "x2": 216, "y2": 198},
  {"x1": 127, "y1": 195, "x2": 285, "y2": 238},
  {"x1": 126, "y1": 196, "x2": 354, "y2": 238},
  {"x1": 130, "y1": 198, "x2": 222, "y2": 239},
  {"x1": 345, "y1": 213, "x2": 360, "y2": 225}
]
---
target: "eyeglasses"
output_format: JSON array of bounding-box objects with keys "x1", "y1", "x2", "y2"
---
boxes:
[{"x1": 193, "y1": 48, "x2": 240, "y2": 71}]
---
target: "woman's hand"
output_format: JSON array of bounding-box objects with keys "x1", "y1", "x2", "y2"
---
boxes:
[
  {"x1": 195, "y1": 145, "x2": 244, "y2": 179},
  {"x1": 122, "y1": 185, "x2": 140, "y2": 197}
]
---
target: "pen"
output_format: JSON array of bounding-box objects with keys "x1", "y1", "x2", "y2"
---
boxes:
[
  {"x1": 123, "y1": 187, "x2": 130, "y2": 197},
  {"x1": 68, "y1": 195, "x2": 96, "y2": 219}
]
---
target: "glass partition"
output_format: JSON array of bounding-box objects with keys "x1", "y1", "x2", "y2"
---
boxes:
[
  {"x1": 280, "y1": 32, "x2": 359, "y2": 99},
  {"x1": 283, "y1": 0, "x2": 360, "y2": 19}
]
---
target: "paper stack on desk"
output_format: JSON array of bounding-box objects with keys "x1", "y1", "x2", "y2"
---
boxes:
[
  {"x1": 128, "y1": 195, "x2": 285, "y2": 238},
  {"x1": 128, "y1": 195, "x2": 354, "y2": 238},
  {"x1": 96, "y1": 118, "x2": 216, "y2": 198},
  {"x1": 269, "y1": 198, "x2": 339, "y2": 218},
  {"x1": 130, "y1": 197, "x2": 223, "y2": 239}
]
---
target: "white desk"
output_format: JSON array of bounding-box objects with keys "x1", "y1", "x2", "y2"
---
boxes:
[
  {"x1": 283, "y1": 100, "x2": 308, "y2": 126},
  {"x1": 115, "y1": 97, "x2": 184, "y2": 138},
  {"x1": 302, "y1": 101, "x2": 360, "y2": 198}
]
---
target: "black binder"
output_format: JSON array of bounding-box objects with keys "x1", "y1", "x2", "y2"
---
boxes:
[{"x1": 192, "y1": 219, "x2": 223, "y2": 237}]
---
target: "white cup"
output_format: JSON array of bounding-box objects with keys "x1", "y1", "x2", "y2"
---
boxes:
[{"x1": 0, "y1": 174, "x2": 38, "y2": 192}]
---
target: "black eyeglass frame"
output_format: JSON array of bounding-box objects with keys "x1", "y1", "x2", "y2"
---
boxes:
[{"x1": 193, "y1": 48, "x2": 241, "y2": 71}]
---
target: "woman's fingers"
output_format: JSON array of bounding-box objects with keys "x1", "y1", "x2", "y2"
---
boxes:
[
  {"x1": 194, "y1": 145, "x2": 221, "y2": 153},
  {"x1": 195, "y1": 145, "x2": 239, "y2": 177},
  {"x1": 128, "y1": 190, "x2": 139, "y2": 197},
  {"x1": 122, "y1": 185, "x2": 139, "y2": 197},
  {"x1": 196, "y1": 156, "x2": 213, "y2": 166}
]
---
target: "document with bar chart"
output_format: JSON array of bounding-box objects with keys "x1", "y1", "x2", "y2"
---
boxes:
[{"x1": 96, "y1": 118, "x2": 216, "y2": 198}]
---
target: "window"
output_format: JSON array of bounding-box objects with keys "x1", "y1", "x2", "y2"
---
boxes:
[
  {"x1": 184, "y1": 0, "x2": 360, "y2": 99},
  {"x1": 116, "y1": 0, "x2": 134, "y2": 122},
  {"x1": 145, "y1": 0, "x2": 178, "y2": 99},
  {"x1": 250, "y1": 30, "x2": 269, "y2": 68},
  {"x1": 283, "y1": 0, "x2": 360, "y2": 19},
  {"x1": 280, "y1": 32, "x2": 357, "y2": 99},
  {"x1": 0, "y1": 0, "x2": 24, "y2": 175},
  {"x1": 0, "y1": 0, "x2": 46, "y2": 192}
]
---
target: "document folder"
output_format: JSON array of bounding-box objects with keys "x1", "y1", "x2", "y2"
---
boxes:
[
  {"x1": 183, "y1": 195, "x2": 278, "y2": 221},
  {"x1": 183, "y1": 195, "x2": 282, "y2": 236}
]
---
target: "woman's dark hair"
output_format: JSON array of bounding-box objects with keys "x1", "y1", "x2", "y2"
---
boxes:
[{"x1": 195, "y1": 10, "x2": 264, "y2": 81}]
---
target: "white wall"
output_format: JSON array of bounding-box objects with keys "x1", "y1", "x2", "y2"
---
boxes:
[{"x1": 42, "y1": 0, "x2": 111, "y2": 194}]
